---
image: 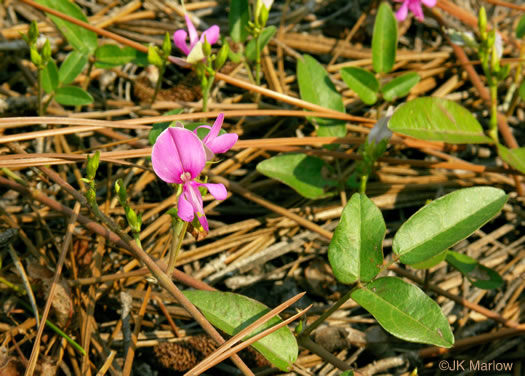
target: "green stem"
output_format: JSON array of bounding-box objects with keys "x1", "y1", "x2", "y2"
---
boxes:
[
  {"x1": 298, "y1": 285, "x2": 357, "y2": 339},
  {"x1": 255, "y1": 33, "x2": 261, "y2": 87},
  {"x1": 167, "y1": 219, "x2": 188, "y2": 276},
  {"x1": 488, "y1": 83, "x2": 499, "y2": 143},
  {"x1": 132, "y1": 232, "x2": 143, "y2": 251},
  {"x1": 151, "y1": 63, "x2": 166, "y2": 107},
  {"x1": 201, "y1": 73, "x2": 215, "y2": 113},
  {"x1": 37, "y1": 68, "x2": 43, "y2": 116},
  {"x1": 359, "y1": 173, "x2": 368, "y2": 194}
]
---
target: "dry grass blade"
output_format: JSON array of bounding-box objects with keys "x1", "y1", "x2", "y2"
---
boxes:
[
  {"x1": 24, "y1": 201, "x2": 80, "y2": 376},
  {"x1": 187, "y1": 302, "x2": 311, "y2": 376}
]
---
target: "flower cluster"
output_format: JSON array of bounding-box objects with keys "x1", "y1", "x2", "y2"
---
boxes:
[
  {"x1": 394, "y1": 0, "x2": 436, "y2": 22},
  {"x1": 152, "y1": 114, "x2": 238, "y2": 231},
  {"x1": 173, "y1": 14, "x2": 219, "y2": 63}
]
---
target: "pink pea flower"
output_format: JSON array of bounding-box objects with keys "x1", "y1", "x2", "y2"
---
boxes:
[
  {"x1": 173, "y1": 14, "x2": 220, "y2": 62},
  {"x1": 194, "y1": 113, "x2": 239, "y2": 160},
  {"x1": 152, "y1": 126, "x2": 227, "y2": 231},
  {"x1": 394, "y1": 0, "x2": 436, "y2": 22}
]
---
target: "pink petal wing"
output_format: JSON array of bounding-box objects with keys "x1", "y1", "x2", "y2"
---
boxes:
[
  {"x1": 185, "y1": 182, "x2": 208, "y2": 230},
  {"x1": 200, "y1": 25, "x2": 220, "y2": 45},
  {"x1": 177, "y1": 191, "x2": 195, "y2": 222},
  {"x1": 202, "y1": 113, "x2": 224, "y2": 144},
  {"x1": 421, "y1": 0, "x2": 436, "y2": 7},
  {"x1": 152, "y1": 128, "x2": 185, "y2": 183},
  {"x1": 173, "y1": 30, "x2": 190, "y2": 55},
  {"x1": 206, "y1": 133, "x2": 238, "y2": 154},
  {"x1": 395, "y1": 1, "x2": 409, "y2": 21},
  {"x1": 199, "y1": 183, "x2": 228, "y2": 200},
  {"x1": 185, "y1": 14, "x2": 199, "y2": 47},
  {"x1": 409, "y1": 1, "x2": 425, "y2": 21}
]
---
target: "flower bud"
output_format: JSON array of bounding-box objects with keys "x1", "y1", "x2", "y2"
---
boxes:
[
  {"x1": 478, "y1": 7, "x2": 487, "y2": 39},
  {"x1": 202, "y1": 35, "x2": 212, "y2": 57},
  {"x1": 214, "y1": 43, "x2": 229, "y2": 70},
  {"x1": 86, "y1": 151, "x2": 100, "y2": 181},
  {"x1": 114, "y1": 178, "x2": 127, "y2": 205},
  {"x1": 162, "y1": 32, "x2": 172, "y2": 57},
  {"x1": 29, "y1": 21, "x2": 39, "y2": 45},
  {"x1": 147, "y1": 45, "x2": 163, "y2": 68},
  {"x1": 30, "y1": 46, "x2": 42, "y2": 67},
  {"x1": 41, "y1": 39, "x2": 52, "y2": 65}
]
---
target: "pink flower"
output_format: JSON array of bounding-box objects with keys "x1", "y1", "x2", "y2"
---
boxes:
[
  {"x1": 173, "y1": 14, "x2": 220, "y2": 62},
  {"x1": 394, "y1": 0, "x2": 436, "y2": 22},
  {"x1": 194, "y1": 113, "x2": 239, "y2": 160},
  {"x1": 152, "y1": 126, "x2": 227, "y2": 231}
]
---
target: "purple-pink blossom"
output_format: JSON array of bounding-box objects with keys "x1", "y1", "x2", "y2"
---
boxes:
[
  {"x1": 195, "y1": 113, "x2": 239, "y2": 160},
  {"x1": 151, "y1": 126, "x2": 227, "y2": 231},
  {"x1": 394, "y1": 0, "x2": 436, "y2": 22},
  {"x1": 173, "y1": 14, "x2": 219, "y2": 60}
]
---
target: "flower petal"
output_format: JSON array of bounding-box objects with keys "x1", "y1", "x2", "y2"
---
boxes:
[
  {"x1": 177, "y1": 192, "x2": 194, "y2": 222},
  {"x1": 152, "y1": 128, "x2": 184, "y2": 183},
  {"x1": 198, "y1": 183, "x2": 228, "y2": 200},
  {"x1": 184, "y1": 182, "x2": 208, "y2": 230},
  {"x1": 408, "y1": 1, "x2": 425, "y2": 21},
  {"x1": 202, "y1": 113, "x2": 224, "y2": 145},
  {"x1": 395, "y1": 1, "x2": 409, "y2": 21},
  {"x1": 173, "y1": 29, "x2": 190, "y2": 55},
  {"x1": 152, "y1": 127, "x2": 206, "y2": 183},
  {"x1": 186, "y1": 41, "x2": 205, "y2": 64},
  {"x1": 206, "y1": 133, "x2": 238, "y2": 154},
  {"x1": 421, "y1": 0, "x2": 436, "y2": 7},
  {"x1": 185, "y1": 14, "x2": 199, "y2": 47},
  {"x1": 200, "y1": 25, "x2": 220, "y2": 46}
]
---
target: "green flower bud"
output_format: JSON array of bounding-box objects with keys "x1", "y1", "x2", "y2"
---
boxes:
[
  {"x1": 258, "y1": 6, "x2": 270, "y2": 28},
  {"x1": 30, "y1": 46, "x2": 42, "y2": 67},
  {"x1": 162, "y1": 32, "x2": 172, "y2": 57},
  {"x1": 147, "y1": 45, "x2": 163, "y2": 68},
  {"x1": 29, "y1": 21, "x2": 39, "y2": 45},
  {"x1": 41, "y1": 39, "x2": 52, "y2": 65},
  {"x1": 478, "y1": 7, "x2": 487, "y2": 39},
  {"x1": 114, "y1": 178, "x2": 127, "y2": 205},
  {"x1": 86, "y1": 151, "x2": 100, "y2": 181},
  {"x1": 125, "y1": 206, "x2": 141, "y2": 233},
  {"x1": 202, "y1": 35, "x2": 212, "y2": 57},
  {"x1": 214, "y1": 43, "x2": 229, "y2": 71}
]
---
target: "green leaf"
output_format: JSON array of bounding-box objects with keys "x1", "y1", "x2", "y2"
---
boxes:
[
  {"x1": 411, "y1": 249, "x2": 448, "y2": 270},
  {"x1": 148, "y1": 109, "x2": 184, "y2": 145},
  {"x1": 497, "y1": 145, "x2": 525, "y2": 174},
  {"x1": 256, "y1": 153, "x2": 337, "y2": 199},
  {"x1": 59, "y1": 51, "x2": 88, "y2": 85},
  {"x1": 328, "y1": 193, "x2": 385, "y2": 284},
  {"x1": 340, "y1": 67, "x2": 379, "y2": 105},
  {"x1": 42, "y1": 60, "x2": 59, "y2": 94},
  {"x1": 393, "y1": 187, "x2": 507, "y2": 265},
  {"x1": 55, "y1": 86, "x2": 93, "y2": 106},
  {"x1": 372, "y1": 2, "x2": 397, "y2": 74},
  {"x1": 183, "y1": 290, "x2": 298, "y2": 371},
  {"x1": 36, "y1": 0, "x2": 97, "y2": 55},
  {"x1": 95, "y1": 45, "x2": 137, "y2": 68},
  {"x1": 446, "y1": 251, "x2": 503, "y2": 290},
  {"x1": 516, "y1": 14, "x2": 525, "y2": 38},
  {"x1": 389, "y1": 97, "x2": 493, "y2": 143},
  {"x1": 351, "y1": 277, "x2": 454, "y2": 347},
  {"x1": 297, "y1": 55, "x2": 346, "y2": 138},
  {"x1": 246, "y1": 26, "x2": 276, "y2": 61},
  {"x1": 229, "y1": 0, "x2": 250, "y2": 43},
  {"x1": 381, "y1": 72, "x2": 420, "y2": 101}
]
